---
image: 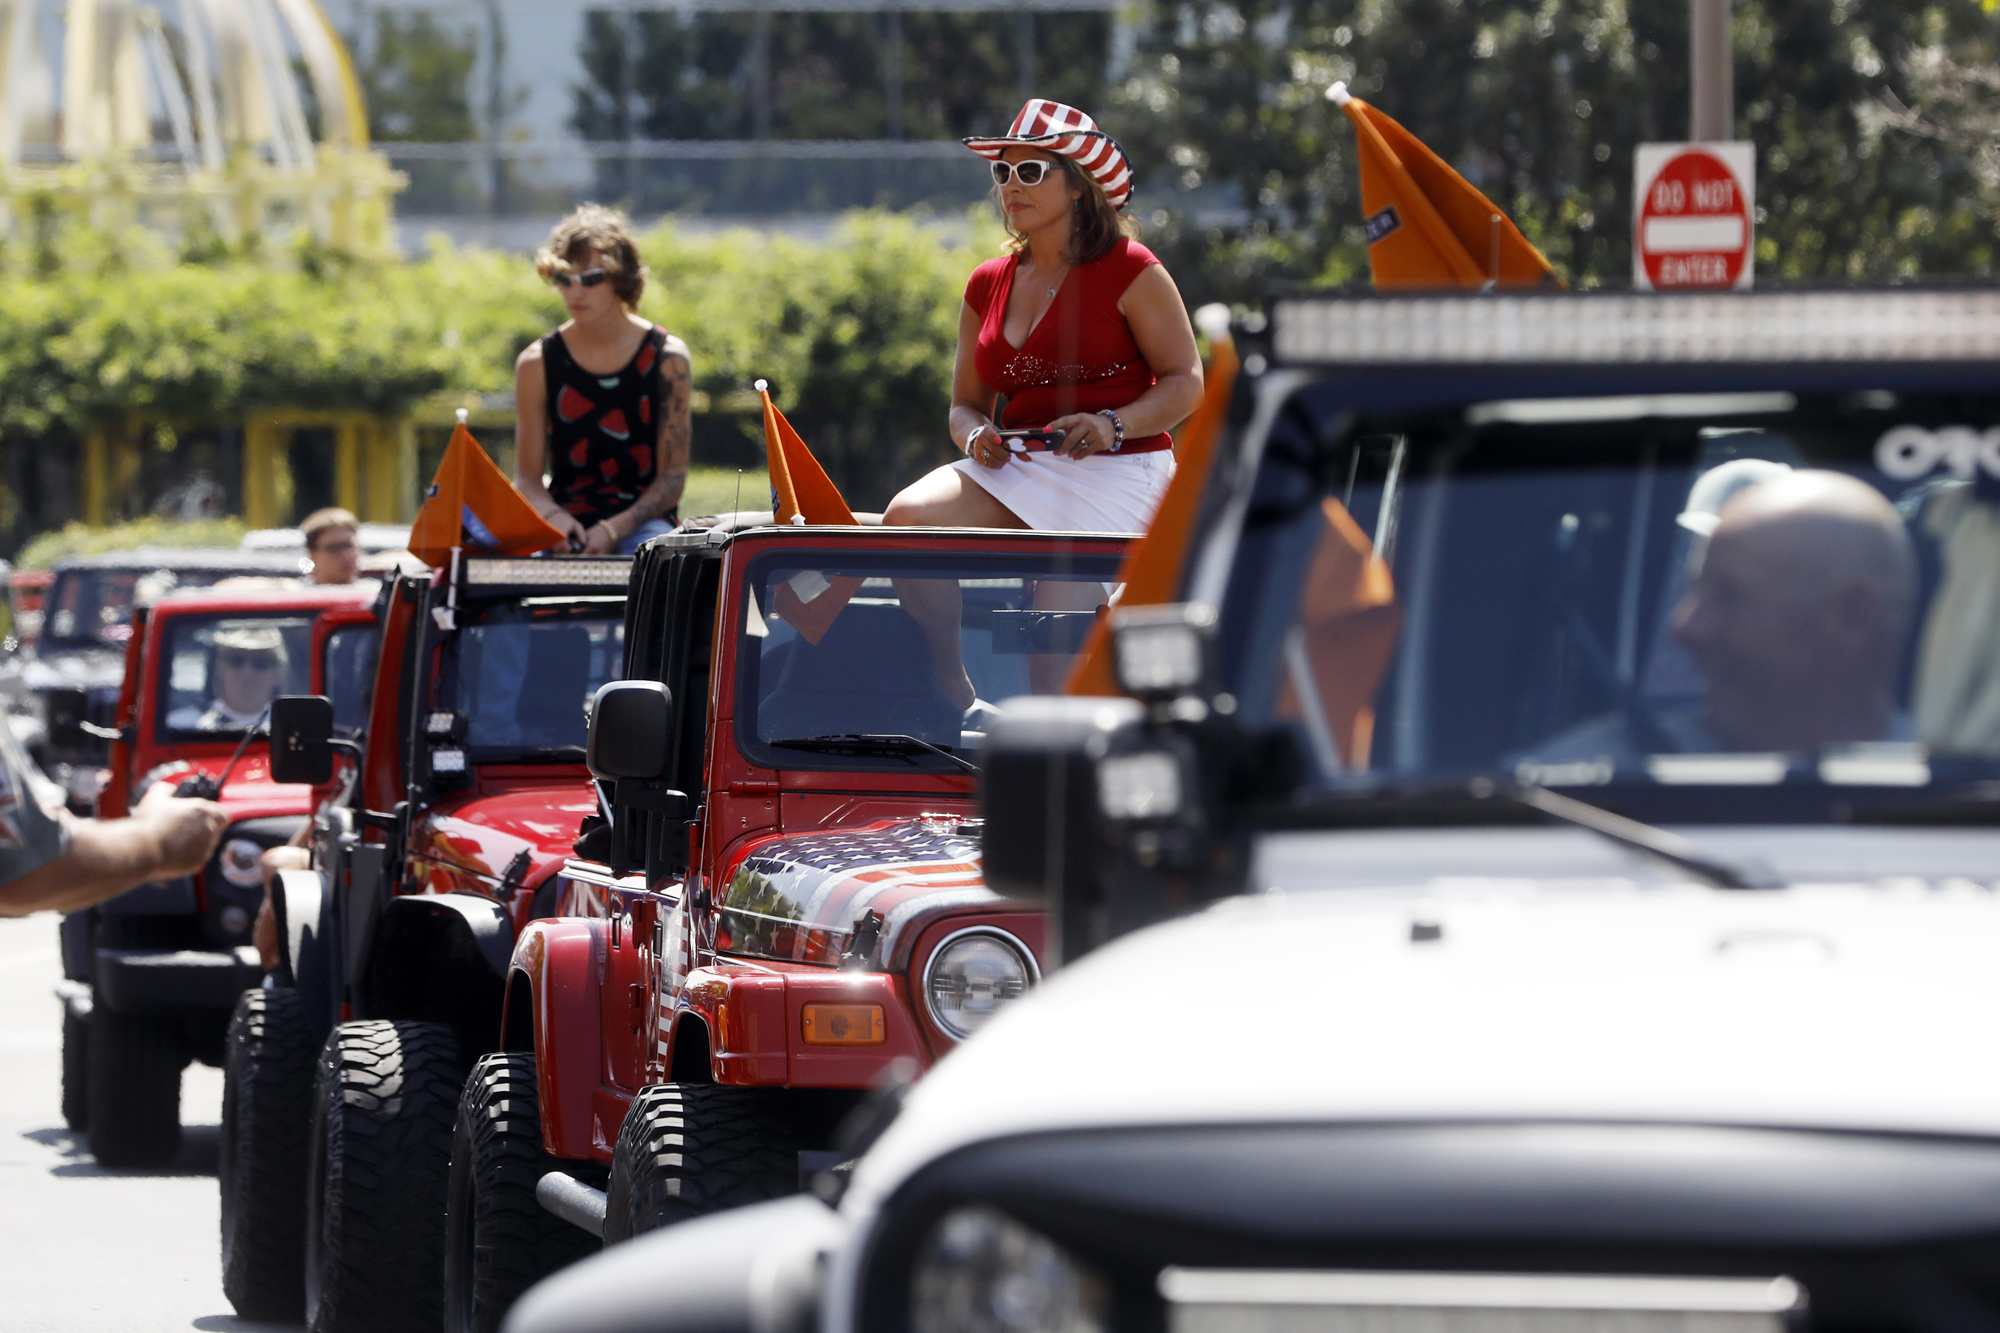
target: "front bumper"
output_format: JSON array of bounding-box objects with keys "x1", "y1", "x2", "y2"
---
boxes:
[{"x1": 92, "y1": 946, "x2": 263, "y2": 1016}]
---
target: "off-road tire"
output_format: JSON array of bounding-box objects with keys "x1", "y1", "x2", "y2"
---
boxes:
[
  {"x1": 85, "y1": 1006, "x2": 184, "y2": 1168},
  {"x1": 303, "y1": 1020, "x2": 464, "y2": 1333},
  {"x1": 601, "y1": 1082, "x2": 800, "y2": 1244},
  {"x1": 220, "y1": 988, "x2": 317, "y2": 1320},
  {"x1": 443, "y1": 1053, "x2": 598, "y2": 1333},
  {"x1": 60, "y1": 1006, "x2": 88, "y2": 1132}
]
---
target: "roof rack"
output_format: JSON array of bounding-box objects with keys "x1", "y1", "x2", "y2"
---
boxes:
[{"x1": 1270, "y1": 289, "x2": 2000, "y2": 367}]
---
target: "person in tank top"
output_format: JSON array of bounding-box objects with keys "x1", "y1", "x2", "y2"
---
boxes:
[
  {"x1": 883, "y1": 100, "x2": 1203, "y2": 710},
  {"x1": 514, "y1": 206, "x2": 693, "y2": 555}
]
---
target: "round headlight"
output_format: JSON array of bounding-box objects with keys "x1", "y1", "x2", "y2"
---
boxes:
[
  {"x1": 911, "y1": 1204, "x2": 1106, "y2": 1333},
  {"x1": 218, "y1": 837, "x2": 266, "y2": 889},
  {"x1": 923, "y1": 928, "x2": 1038, "y2": 1041}
]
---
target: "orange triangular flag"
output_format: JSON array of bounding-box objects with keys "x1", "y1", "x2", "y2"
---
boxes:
[
  {"x1": 409, "y1": 415, "x2": 567, "y2": 568},
  {"x1": 756, "y1": 382, "x2": 861, "y2": 643},
  {"x1": 1064, "y1": 314, "x2": 1240, "y2": 696},
  {"x1": 1329, "y1": 82, "x2": 1563, "y2": 291},
  {"x1": 1276, "y1": 498, "x2": 1402, "y2": 768},
  {"x1": 759, "y1": 381, "x2": 857, "y2": 526}
]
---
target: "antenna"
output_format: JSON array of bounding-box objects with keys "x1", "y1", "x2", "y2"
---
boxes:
[{"x1": 734, "y1": 469, "x2": 744, "y2": 520}]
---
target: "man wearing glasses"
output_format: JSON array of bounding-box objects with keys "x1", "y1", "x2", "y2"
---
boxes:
[
  {"x1": 167, "y1": 624, "x2": 287, "y2": 732},
  {"x1": 300, "y1": 508, "x2": 362, "y2": 585},
  {"x1": 513, "y1": 204, "x2": 692, "y2": 556}
]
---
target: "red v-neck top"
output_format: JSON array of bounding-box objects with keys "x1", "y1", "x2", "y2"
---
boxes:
[{"x1": 965, "y1": 238, "x2": 1171, "y2": 453}]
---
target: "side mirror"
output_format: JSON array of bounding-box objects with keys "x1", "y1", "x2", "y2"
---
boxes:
[
  {"x1": 270, "y1": 695, "x2": 335, "y2": 785},
  {"x1": 980, "y1": 695, "x2": 1142, "y2": 967},
  {"x1": 42, "y1": 687, "x2": 91, "y2": 750},
  {"x1": 587, "y1": 681, "x2": 672, "y2": 782}
]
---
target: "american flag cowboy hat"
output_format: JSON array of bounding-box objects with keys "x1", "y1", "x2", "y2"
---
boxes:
[{"x1": 963, "y1": 100, "x2": 1134, "y2": 210}]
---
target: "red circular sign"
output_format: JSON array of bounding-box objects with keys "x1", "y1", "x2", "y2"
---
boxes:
[{"x1": 1637, "y1": 149, "x2": 1750, "y2": 289}]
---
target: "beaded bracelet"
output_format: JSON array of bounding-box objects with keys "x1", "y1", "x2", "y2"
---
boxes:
[{"x1": 1097, "y1": 409, "x2": 1125, "y2": 453}]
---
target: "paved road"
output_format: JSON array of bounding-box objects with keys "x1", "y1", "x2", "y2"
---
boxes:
[{"x1": 0, "y1": 912, "x2": 300, "y2": 1333}]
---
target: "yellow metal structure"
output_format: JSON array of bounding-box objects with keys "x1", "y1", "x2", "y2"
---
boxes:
[{"x1": 0, "y1": 0, "x2": 404, "y2": 255}]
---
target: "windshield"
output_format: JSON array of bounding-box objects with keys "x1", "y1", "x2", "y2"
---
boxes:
[
  {"x1": 738, "y1": 548, "x2": 1128, "y2": 773},
  {"x1": 1250, "y1": 389, "x2": 2000, "y2": 819},
  {"x1": 322, "y1": 624, "x2": 380, "y2": 739},
  {"x1": 44, "y1": 566, "x2": 258, "y2": 650},
  {"x1": 436, "y1": 596, "x2": 626, "y2": 760},
  {"x1": 157, "y1": 612, "x2": 316, "y2": 737}
]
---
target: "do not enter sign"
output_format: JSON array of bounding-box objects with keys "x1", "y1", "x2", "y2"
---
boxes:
[{"x1": 1633, "y1": 142, "x2": 1756, "y2": 291}]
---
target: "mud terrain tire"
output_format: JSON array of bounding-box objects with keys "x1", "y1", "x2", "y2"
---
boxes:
[
  {"x1": 443, "y1": 1052, "x2": 598, "y2": 1333},
  {"x1": 61, "y1": 1006, "x2": 88, "y2": 1132},
  {"x1": 220, "y1": 988, "x2": 316, "y2": 1320},
  {"x1": 86, "y1": 1006, "x2": 184, "y2": 1168},
  {"x1": 304, "y1": 1020, "x2": 463, "y2": 1333},
  {"x1": 602, "y1": 1082, "x2": 800, "y2": 1244}
]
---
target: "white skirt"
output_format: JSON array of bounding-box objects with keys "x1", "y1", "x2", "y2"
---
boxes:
[{"x1": 954, "y1": 449, "x2": 1175, "y2": 535}]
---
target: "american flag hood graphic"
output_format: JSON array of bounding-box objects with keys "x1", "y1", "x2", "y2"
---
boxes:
[{"x1": 714, "y1": 817, "x2": 1006, "y2": 968}]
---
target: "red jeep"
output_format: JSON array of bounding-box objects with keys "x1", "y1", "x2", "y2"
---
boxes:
[
  {"x1": 217, "y1": 554, "x2": 633, "y2": 1331},
  {"x1": 54, "y1": 580, "x2": 376, "y2": 1167},
  {"x1": 443, "y1": 523, "x2": 1130, "y2": 1330}
]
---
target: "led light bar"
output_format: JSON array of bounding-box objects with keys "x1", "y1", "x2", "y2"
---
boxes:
[
  {"x1": 1160, "y1": 1269, "x2": 1804, "y2": 1333},
  {"x1": 462, "y1": 557, "x2": 631, "y2": 588},
  {"x1": 1272, "y1": 290, "x2": 2000, "y2": 365}
]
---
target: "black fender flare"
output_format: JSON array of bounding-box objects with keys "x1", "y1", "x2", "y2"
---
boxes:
[{"x1": 363, "y1": 892, "x2": 513, "y2": 1058}]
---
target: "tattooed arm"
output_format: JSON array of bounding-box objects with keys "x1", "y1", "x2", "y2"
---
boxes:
[{"x1": 593, "y1": 336, "x2": 691, "y2": 551}]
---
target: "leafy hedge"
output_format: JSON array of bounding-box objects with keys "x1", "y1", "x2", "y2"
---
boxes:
[
  {"x1": 13, "y1": 517, "x2": 250, "y2": 571},
  {"x1": 0, "y1": 211, "x2": 1004, "y2": 518}
]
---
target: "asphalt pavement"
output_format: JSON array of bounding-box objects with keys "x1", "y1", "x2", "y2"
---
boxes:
[{"x1": 0, "y1": 912, "x2": 300, "y2": 1332}]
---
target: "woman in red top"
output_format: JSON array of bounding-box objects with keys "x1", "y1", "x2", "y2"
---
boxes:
[{"x1": 884, "y1": 100, "x2": 1203, "y2": 536}]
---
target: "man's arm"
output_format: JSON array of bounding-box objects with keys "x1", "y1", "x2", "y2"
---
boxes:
[
  {"x1": 0, "y1": 785, "x2": 227, "y2": 917},
  {"x1": 612, "y1": 341, "x2": 692, "y2": 533}
]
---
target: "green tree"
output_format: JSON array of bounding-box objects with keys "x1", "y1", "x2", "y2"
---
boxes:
[
  {"x1": 362, "y1": 12, "x2": 480, "y2": 211},
  {"x1": 1108, "y1": 0, "x2": 2000, "y2": 298}
]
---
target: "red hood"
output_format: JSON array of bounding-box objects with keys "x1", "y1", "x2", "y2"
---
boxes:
[
  {"x1": 178, "y1": 751, "x2": 316, "y2": 822},
  {"x1": 413, "y1": 774, "x2": 598, "y2": 890}
]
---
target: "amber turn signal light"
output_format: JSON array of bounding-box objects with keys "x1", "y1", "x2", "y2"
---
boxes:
[{"x1": 802, "y1": 1003, "x2": 885, "y2": 1045}]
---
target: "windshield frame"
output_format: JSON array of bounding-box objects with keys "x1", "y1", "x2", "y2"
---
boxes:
[{"x1": 732, "y1": 545, "x2": 1128, "y2": 777}]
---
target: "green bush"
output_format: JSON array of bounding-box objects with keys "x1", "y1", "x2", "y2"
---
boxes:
[
  {"x1": 0, "y1": 210, "x2": 1005, "y2": 540},
  {"x1": 15, "y1": 517, "x2": 250, "y2": 570}
]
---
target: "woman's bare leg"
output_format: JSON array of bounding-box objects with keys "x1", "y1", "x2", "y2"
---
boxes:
[
  {"x1": 1029, "y1": 577, "x2": 1109, "y2": 694},
  {"x1": 886, "y1": 466, "x2": 1030, "y2": 710}
]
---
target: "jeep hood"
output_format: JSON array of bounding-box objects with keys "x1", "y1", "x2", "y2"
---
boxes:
[
  {"x1": 848, "y1": 824, "x2": 2000, "y2": 1212},
  {"x1": 716, "y1": 818, "x2": 1002, "y2": 967},
  {"x1": 414, "y1": 782, "x2": 598, "y2": 889}
]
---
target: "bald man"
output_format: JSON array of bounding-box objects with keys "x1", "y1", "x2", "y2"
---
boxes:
[
  {"x1": 1526, "y1": 469, "x2": 1918, "y2": 768},
  {"x1": 1675, "y1": 470, "x2": 1917, "y2": 752}
]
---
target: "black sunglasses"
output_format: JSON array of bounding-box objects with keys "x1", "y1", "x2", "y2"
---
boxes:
[
  {"x1": 220, "y1": 652, "x2": 279, "y2": 671},
  {"x1": 551, "y1": 268, "x2": 610, "y2": 289},
  {"x1": 991, "y1": 160, "x2": 1057, "y2": 187}
]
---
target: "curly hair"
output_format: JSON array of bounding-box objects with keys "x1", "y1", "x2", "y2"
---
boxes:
[
  {"x1": 995, "y1": 155, "x2": 1141, "y2": 265},
  {"x1": 535, "y1": 204, "x2": 647, "y2": 311}
]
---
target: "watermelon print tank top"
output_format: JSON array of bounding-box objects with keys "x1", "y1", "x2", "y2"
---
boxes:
[{"x1": 542, "y1": 323, "x2": 675, "y2": 529}]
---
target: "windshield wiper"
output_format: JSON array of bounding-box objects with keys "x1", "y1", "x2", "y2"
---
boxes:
[
  {"x1": 1285, "y1": 778, "x2": 1778, "y2": 890},
  {"x1": 769, "y1": 734, "x2": 978, "y2": 774},
  {"x1": 1489, "y1": 779, "x2": 1778, "y2": 890}
]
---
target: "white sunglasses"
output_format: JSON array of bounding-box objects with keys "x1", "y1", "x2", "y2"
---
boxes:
[{"x1": 991, "y1": 159, "x2": 1059, "y2": 187}]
